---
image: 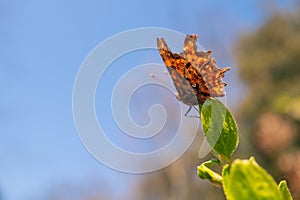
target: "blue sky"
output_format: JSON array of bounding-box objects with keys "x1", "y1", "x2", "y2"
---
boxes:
[{"x1": 0, "y1": 0, "x2": 296, "y2": 199}]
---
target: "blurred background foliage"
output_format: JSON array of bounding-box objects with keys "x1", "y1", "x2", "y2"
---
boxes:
[
  {"x1": 235, "y1": 8, "x2": 300, "y2": 199},
  {"x1": 129, "y1": 6, "x2": 300, "y2": 200}
]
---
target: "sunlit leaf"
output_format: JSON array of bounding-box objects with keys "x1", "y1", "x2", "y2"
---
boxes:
[
  {"x1": 200, "y1": 98, "x2": 238, "y2": 160},
  {"x1": 222, "y1": 157, "x2": 291, "y2": 200},
  {"x1": 197, "y1": 159, "x2": 222, "y2": 187},
  {"x1": 278, "y1": 180, "x2": 293, "y2": 200}
]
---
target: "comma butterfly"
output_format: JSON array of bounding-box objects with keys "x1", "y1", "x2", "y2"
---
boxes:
[{"x1": 157, "y1": 34, "x2": 230, "y2": 112}]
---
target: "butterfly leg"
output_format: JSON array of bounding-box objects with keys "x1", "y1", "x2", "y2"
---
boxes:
[
  {"x1": 184, "y1": 106, "x2": 192, "y2": 116},
  {"x1": 184, "y1": 106, "x2": 200, "y2": 118},
  {"x1": 192, "y1": 106, "x2": 199, "y2": 113}
]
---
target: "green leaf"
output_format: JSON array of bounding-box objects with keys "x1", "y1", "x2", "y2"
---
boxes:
[
  {"x1": 197, "y1": 159, "x2": 222, "y2": 187},
  {"x1": 223, "y1": 157, "x2": 292, "y2": 200},
  {"x1": 200, "y1": 98, "x2": 238, "y2": 160},
  {"x1": 278, "y1": 180, "x2": 293, "y2": 200}
]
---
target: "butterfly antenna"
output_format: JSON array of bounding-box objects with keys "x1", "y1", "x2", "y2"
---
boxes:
[{"x1": 150, "y1": 73, "x2": 177, "y2": 95}]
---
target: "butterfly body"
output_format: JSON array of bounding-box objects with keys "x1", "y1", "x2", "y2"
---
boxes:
[{"x1": 157, "y1": 34, "x2": 230, "y2": 106}]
